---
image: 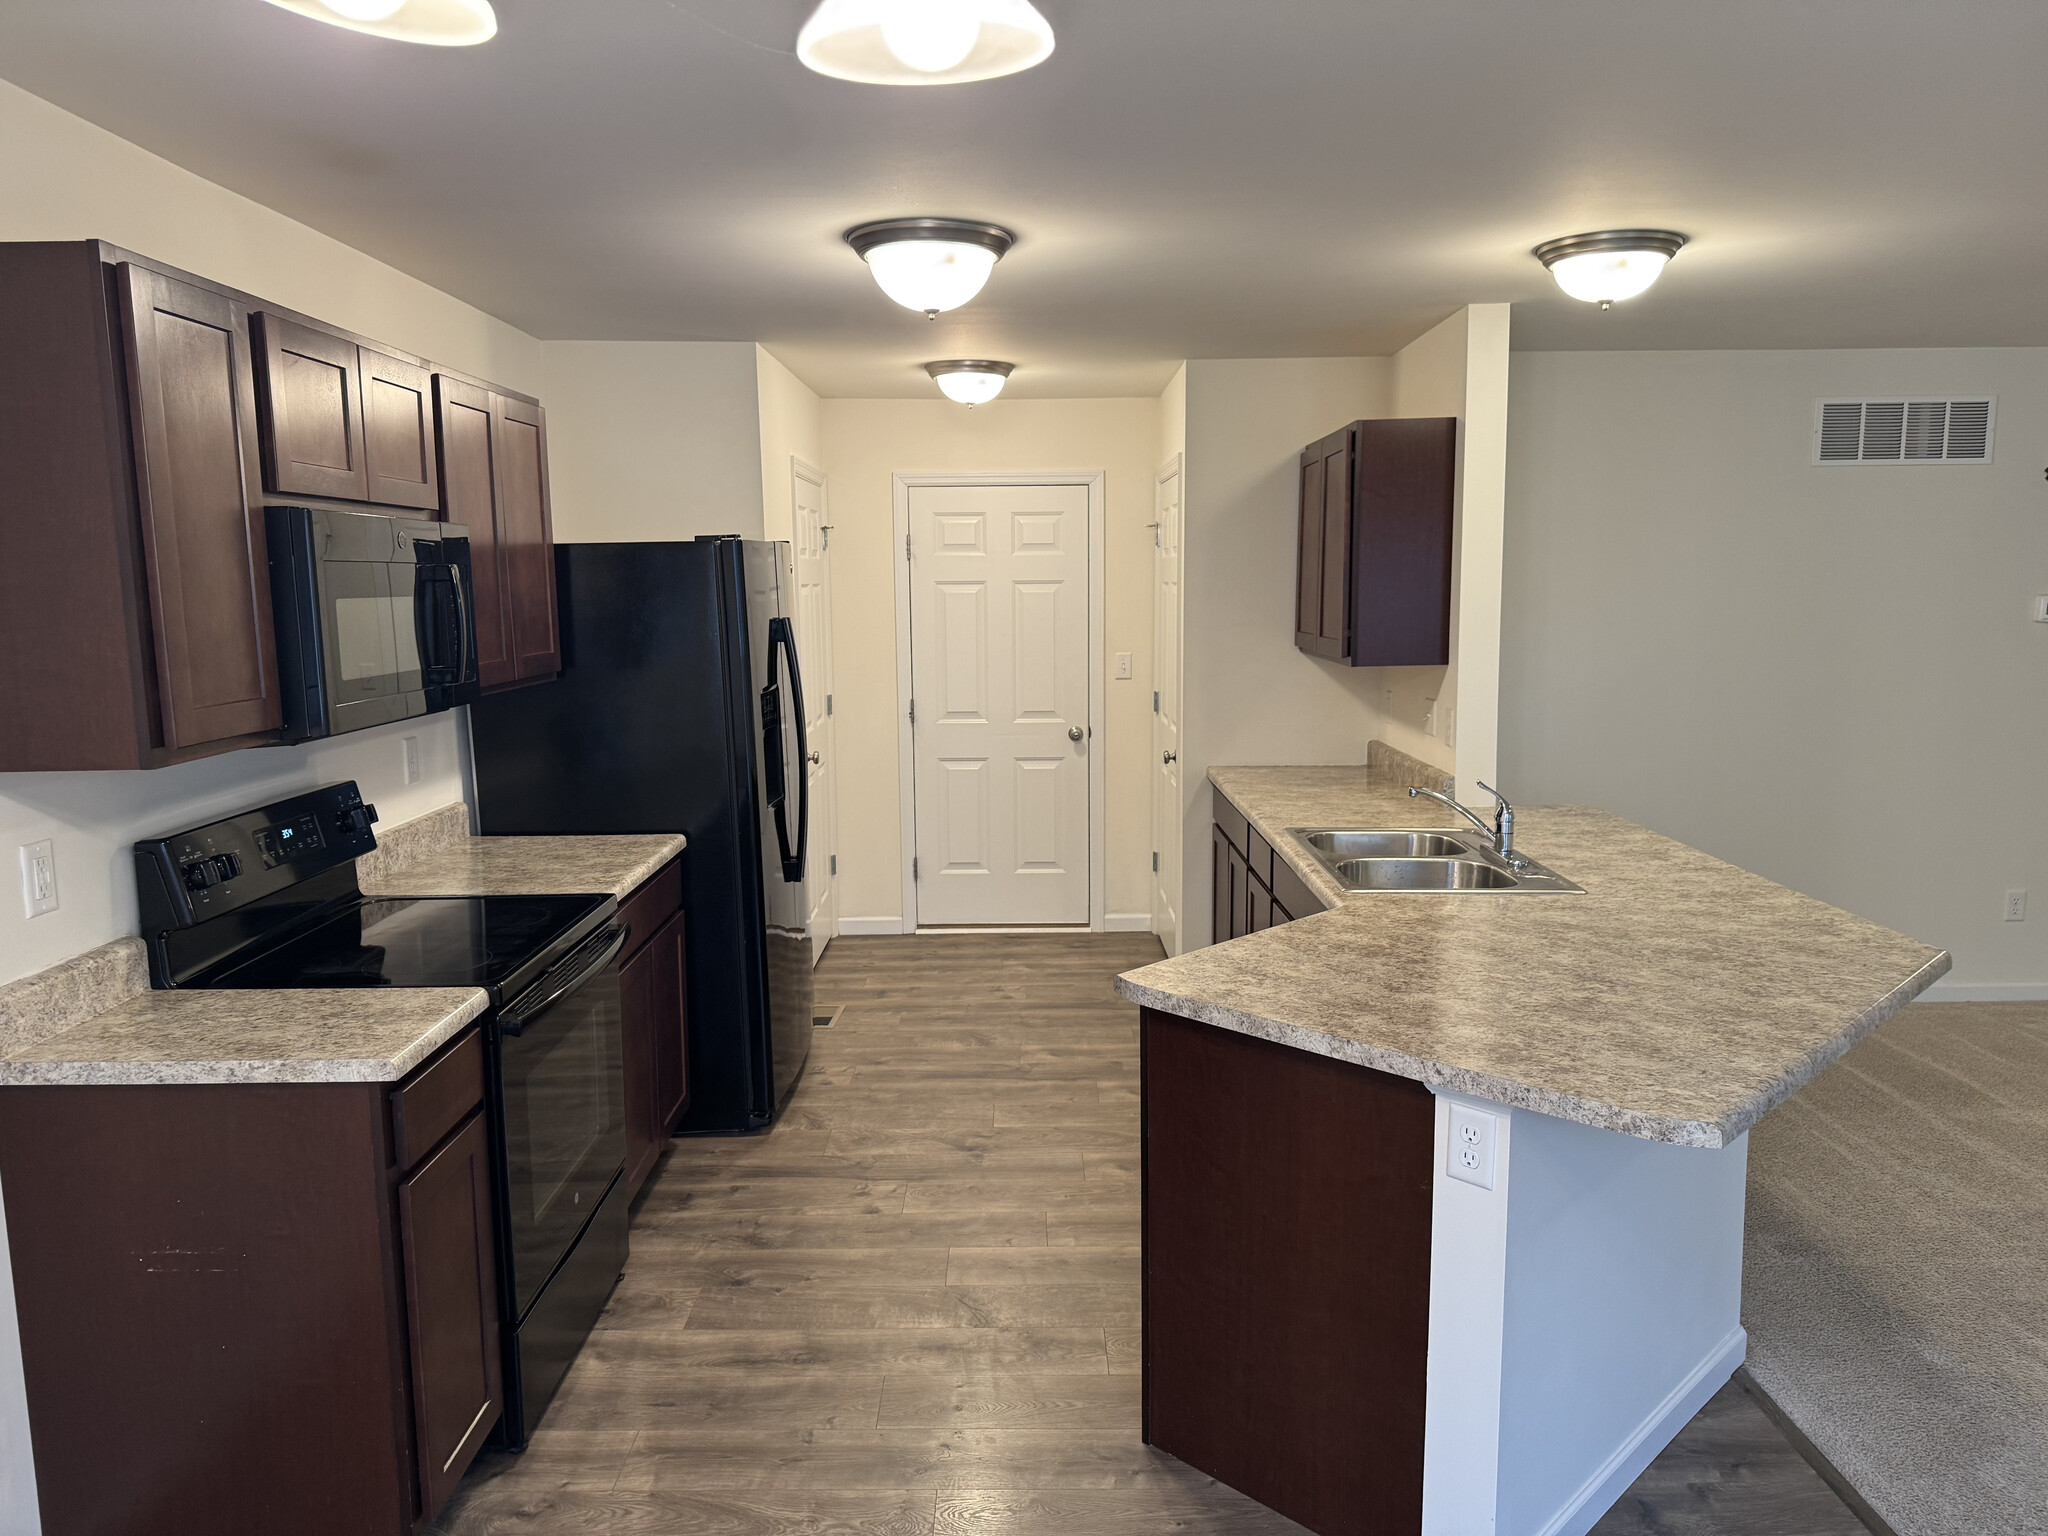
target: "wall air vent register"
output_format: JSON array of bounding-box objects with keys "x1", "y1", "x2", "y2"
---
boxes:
[{"x1": 1815, "y1": 398, "x2": 1994, "y2": 463}]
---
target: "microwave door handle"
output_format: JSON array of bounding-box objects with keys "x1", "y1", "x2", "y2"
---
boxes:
[
  {"x1": 498, "y1": 923, "x2": 628, "y2": 1036},
  {"x1": 447, "y1": 562, "x2": 472, "y2": 684}
]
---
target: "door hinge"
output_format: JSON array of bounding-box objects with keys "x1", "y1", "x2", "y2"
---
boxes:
[
  {"x1": 830, "y1": 854, "x2": 837, "y2": 876},
  {"x1": 1152, "y1": 851, "x2": 1160, "y2": 873},
  {"x1": 906, "y1": 532, "x2": 912, "y2": 562},
  {"x1": 912, "y1": 856, "x2": 919, "y2": 881},
  {"x1": 821, "y1": 523, "x2": 832, "y2": 551},
  {"x1": 826, "y1": 693, "x2": 833, "y2": 716},
  {"x1": 908, "y1": 699, "x2": 916, "y2": 725},
  {"x1": 1153, "y1": 690, "x2": 1160, "y2": 713}
]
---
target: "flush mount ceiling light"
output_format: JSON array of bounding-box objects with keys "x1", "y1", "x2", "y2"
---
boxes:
[
  {"x1": 1533, "y1": 229, "x2": 1689, "y2": 308},
  {"x1": 846, "y1": 218, "x2": 1015, "y2": 317},
  {"x1": 798, "y1": 0, "x2": 1054, "y2": 85},
  {"x1": 260, "y1": 0, "x2": 498, "y2": 45},
  {"x1": 926, "y1": 359, "x2": 1014, "y2": 406}
]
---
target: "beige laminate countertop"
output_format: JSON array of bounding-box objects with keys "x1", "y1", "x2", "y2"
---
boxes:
[
  {"x1": 0, "y1": 982, "x2": 488, "y2": 1087},
  {"x1": 1115, "y1": 765, "x2": 1950, "y2": 1148},
  {"x1": 360, "y1": 832, "x2": 686, "y2": 900}
]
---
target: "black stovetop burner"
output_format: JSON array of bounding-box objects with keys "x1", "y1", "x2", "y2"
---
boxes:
[{"x1": 194, "y1": 893, "x2": 608, "y2": 998}]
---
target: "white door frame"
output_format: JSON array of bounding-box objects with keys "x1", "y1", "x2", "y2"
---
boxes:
[
  {"x1": 892, "y1": 471, "x2": 1108, "y2": 932},
  {"x1": 1151, "y1": 453, "x2": 1184, "y2": 956},
  {"x1": 792, "y1": 455, "x2": 839, "y2": 961}
]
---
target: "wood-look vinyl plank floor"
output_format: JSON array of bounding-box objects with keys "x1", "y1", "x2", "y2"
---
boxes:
[{"x1": 434, "y1": 931, "x2": 1873, "y2": 1536}]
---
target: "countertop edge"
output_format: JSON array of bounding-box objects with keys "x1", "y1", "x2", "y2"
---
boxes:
[{"x1": 0, "y1": 988, "x2": 490, "y2": 1088}]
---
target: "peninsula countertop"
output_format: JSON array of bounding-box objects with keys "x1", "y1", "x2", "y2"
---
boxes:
[{"x1": 1115, "y1": 765, "x2": 1950, "y2": 1147}]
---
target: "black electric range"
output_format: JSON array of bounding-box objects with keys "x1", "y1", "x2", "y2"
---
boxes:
[{"x1": 136, "y1": 781, "x2": 631, "y2": 1449}]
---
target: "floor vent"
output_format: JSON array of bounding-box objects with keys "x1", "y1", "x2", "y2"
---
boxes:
[{"x1": 1816, "y1": 398, "x2": 1994, "y2": 463}]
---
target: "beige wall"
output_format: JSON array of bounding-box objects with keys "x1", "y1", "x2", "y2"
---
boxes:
[
  {"x1": 0, "y1": 77, "x2": 566, "y2": 1533},
  {"x1": 756, "y1": 347, "x2": 824, "y2": 546},
  {"x1": 818, "y1": 397, "x2": 1162, "y2": 926},
  {"x1": 1503, "y1": 345, "x2": 2048, "y2": 996},
  {"x1": 541, "y1": 341, "x2": 764, "y2": 543},
  {"x1": 1177, "y1": 357, "x2": 1395, "y2": 945}
]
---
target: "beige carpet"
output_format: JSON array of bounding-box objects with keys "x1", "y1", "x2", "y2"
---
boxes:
[{"x1": 1744, "y1": 1001, "x2": 2048, "y2": 1536}]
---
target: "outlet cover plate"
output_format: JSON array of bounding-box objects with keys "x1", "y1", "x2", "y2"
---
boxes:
[
  {"x1": 1447, "y1": 1102, "x2": 1498, "y2": 1190},
  {"x1": 19, "y1": 840, "x2": 58, "y2": 919}
]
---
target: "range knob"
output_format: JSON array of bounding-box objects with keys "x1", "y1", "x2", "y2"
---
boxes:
[
  {"x1": 181, "y1": 859, "x2": 219, "y2": 893},
  {"x1": 209, "y1": 853, "x2": 242, "y2": 883}
]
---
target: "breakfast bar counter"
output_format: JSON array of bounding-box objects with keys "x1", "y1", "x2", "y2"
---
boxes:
[{"x1": 1116, "y1": 762, "x2": 1948, "y2": 1536}]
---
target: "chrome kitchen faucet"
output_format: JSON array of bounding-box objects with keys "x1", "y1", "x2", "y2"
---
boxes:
[{"x1": 1409, "y1": 782, "x2": 1528, "y2": 871}]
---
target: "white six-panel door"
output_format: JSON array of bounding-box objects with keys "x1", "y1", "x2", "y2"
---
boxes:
[
  {"x1": 909, "y1": 482, "x2": 1091, "y2": 926},
  {"x1": 793, "y1": 461, "x2": 839, "y2": 964},
  {"x1": 1152, "y1": 458, "x2": 1184, "y2": 954}
]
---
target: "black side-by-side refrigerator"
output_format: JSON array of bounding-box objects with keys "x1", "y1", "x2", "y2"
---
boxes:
[{"x1": 469, "y1": 537, "x2": 813, "y2": 1134}]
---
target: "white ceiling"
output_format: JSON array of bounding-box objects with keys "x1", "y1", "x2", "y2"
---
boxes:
[{"x1": 3, "y1": 0, "x2": 2045, "y2": 396}]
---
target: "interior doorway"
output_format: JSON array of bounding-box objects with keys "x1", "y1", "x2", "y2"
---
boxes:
[
  {"x1": 892, "y1": 473, "x2": 1106, "y2": 930},
  {"x1": 792, "y1": 458, "x2": 839, "y2": 965},
  {"x1": 1151, "y1": 455, "x2": 1183, "y2": 955}
]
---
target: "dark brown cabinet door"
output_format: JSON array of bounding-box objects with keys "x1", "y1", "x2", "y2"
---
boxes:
[
  {"x1": 116, "y1": 262, "x2": 282, "y2": 751},
  {"x1": 434, "y1": 375, "x2": 515, "y2": 687},
  {"x1": 397, "y1": 1110, "x2": 502, "y2": 1524},
  {"x1": 491, "y1": 394, "x2": 559, "y2": 679},
  {"x1": 1212, "y1": 824, "x2": 1234, "y2": 946},
  {"x1": 252, "y1": 312, "x2": 368, "y2": 500},
  {"x1": 361, "y1": 347, "x2": 441, "y2": 511},
  {"x1": 647, "y1": 911, "x2": 689, "y2": 1130},
  {"x1": 619, "y1": 930, "x2": 663, "y2": 1197},
  {"x1": 1295, "y1": 427, "x2": 1352, "y2": 660}
]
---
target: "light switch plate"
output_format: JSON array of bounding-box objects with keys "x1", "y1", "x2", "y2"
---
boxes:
[
  {"x1": 1447, "y1": 1102, "x2": 1498, "y2": 1190},
  {"x1": 401, "y1": 735, "x2": 421, "y2": 786},
  {"x1": 2034, "y1": 596, "x2": 2048, "y2": 623},
  {"x1": 19, "y1": 840, "x2": 58, "y2": 919},
  {"x1": 1115, "y1": 652, "x2": 1133, "y2": 680}
]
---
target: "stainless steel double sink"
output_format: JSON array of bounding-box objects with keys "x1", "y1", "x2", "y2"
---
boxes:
[{"x1": 1288, "y1": 829, "x2": 1584, "y2": 894}]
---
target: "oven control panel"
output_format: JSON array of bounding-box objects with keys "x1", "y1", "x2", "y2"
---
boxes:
[{"x1": 135, "y1": 781, "x2": 381, "y2": 932}]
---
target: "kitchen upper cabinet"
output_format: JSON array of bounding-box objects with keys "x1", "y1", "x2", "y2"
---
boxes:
[
  {"x1": 397, "y1": 1111, "x2": 502, "y2": 1523},
  {"x1": 117, "y1": 261, "x2": 285, "y2": 754},
  {"x1": 361, "y1": 347, "x2": 441, "y2": 512},
  {"x1": 492, "y1": 394, "x2": 561, "y2": 681},
  {"x1": 435, "y1": 376, "x2": 516, "y2": 687},
  {"x1": 1295, "y1": 417, "x2": 1457, "y2": 667},
  {"x1": 0, "y1": 237, "x2": 556, "y2": 769},
  {"x1": 252, "y1": 311, "x2": 369, "y2": 500}
]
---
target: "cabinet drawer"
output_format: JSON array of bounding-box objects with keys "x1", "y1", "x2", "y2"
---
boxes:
[
  {"x1": 1271, "y1": 854, "x2": 1327, "y2": 922},
  {"x1": 1213, "y1": 790, "x2": 1250, "y2": 860},
  {"x1": 619, "y1": 857, "x2": 682, "y2": 962},
  {"x1": 391, "y1": 1027, "x2": 484, "y2": 1173}
]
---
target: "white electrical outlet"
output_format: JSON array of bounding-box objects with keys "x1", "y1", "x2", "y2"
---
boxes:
[
  {"x1": 19, "y1": 840, "x2": 58, "y2": 919},
  {"x1": 401, "y1": 735, "x2": 421, "y2": 786},
  {"x1": 2007, "y1": 889, "x2": 2028, "y2": 923},
  {"x1": 1447, "y1": 1103, "x2": 1498, "y2": 1190},
  {"x1": 1114, "y1": 652, "x2": 1133, "y2": 680}
]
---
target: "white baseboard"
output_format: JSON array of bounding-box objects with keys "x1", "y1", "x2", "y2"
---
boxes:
[
  {"x1": 1919, "y1": 979, "x2": 2048, "y2": 1002},
  {"x1": 1536, "y1": 1326, "x2": 1747, "y2": 1536},
  {"x1": 836, "y1": 916, "x2": 907, "y2": 936},
  {"x1": 1104, "y1": 912, "x2": 1154, "y2": 932}
]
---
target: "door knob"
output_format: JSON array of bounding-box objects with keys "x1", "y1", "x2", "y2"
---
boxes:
[
  {"x1": 808, "y1": 751, "x2": 821, "y2": 765},
  {"x1": 1068, "y1": 726, "x2": 1084, "y2": 742},
  {"x1": 1162, "y1": 751, "x2": 1177, "y2": 764}
]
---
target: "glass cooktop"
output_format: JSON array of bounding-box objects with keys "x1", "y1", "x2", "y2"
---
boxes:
[{"x1": 198, "y1": 893, "x2": 608, "y2": 994}]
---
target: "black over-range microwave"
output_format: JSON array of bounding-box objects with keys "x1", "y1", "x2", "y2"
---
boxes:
[{"x1": 266, "y1": 505, "x2": 481, "y2": 742}]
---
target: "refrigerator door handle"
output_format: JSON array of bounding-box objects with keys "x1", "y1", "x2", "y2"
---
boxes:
[{"x1": 768, "y1": 616, "x2": 809, "y2": 883}]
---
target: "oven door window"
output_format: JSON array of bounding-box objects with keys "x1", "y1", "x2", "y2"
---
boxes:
[{"x1": 497, "y1": 965, "x2": 627, "y2": 1320}]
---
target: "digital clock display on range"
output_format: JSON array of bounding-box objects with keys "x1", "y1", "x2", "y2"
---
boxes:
[{"x1": 255, "y1": 814, "x2": 326, "y2": 869}]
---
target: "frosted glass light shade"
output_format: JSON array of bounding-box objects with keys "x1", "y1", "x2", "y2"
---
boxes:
[
  {"x1": 261, "y1": 0, "x2": 497, "y2": 45},
  {"x1": 926, "y1": 361, "x2": 1013, "y2": 405},
  {"x1": 846, "y1": 219, "x2": 1015, "y2": 316},
  {"x1": 1533, "y1": 230, "x2": 1689, "y2": 305},
  {"x1": 798, "y1": 0, "x2": 1055, "y2": 85}
]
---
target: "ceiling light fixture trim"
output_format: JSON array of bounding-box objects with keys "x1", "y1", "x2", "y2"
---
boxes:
[
  {"x1": 846, "y1": 218, "x2": 1017, "y2": 317},
  {"x1": 798, "y1": 0, "x2": 1055, "y2": 85},
  {"x1": 261, "y1": 0, "x2": 498, "y2": 45},
  {"x1": 1533, "y1": 228, "x2": 1689, "y2": 308},
  {"x1": 925, "y1": 359, "x2": 1014, "y2": 406}
]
